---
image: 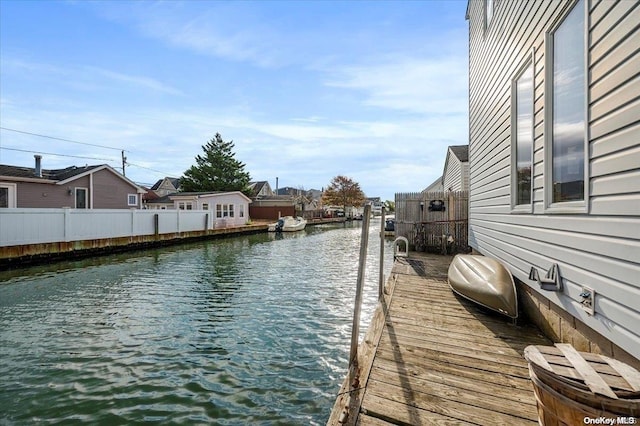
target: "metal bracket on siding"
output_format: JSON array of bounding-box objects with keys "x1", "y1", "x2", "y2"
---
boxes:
[{"x1": 528, "y1": 263, "x2": 562, "y2": 292}]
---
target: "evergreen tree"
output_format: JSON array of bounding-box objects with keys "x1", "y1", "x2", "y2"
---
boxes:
[{"x1": 181, "y1": 133, "x2": 251, "y2": 194}]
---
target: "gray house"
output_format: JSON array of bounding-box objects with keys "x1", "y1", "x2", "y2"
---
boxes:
[{"x1": 466, "y1": 0, "x2": 639, "y2": 365}]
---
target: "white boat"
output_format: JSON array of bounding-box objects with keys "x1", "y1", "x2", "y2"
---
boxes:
[
  {"x1": 268, "y1": 216, "x2": 307, "y2": 232},
  {"x1": 447, "y1": 254, "x2": 518, "y2": 319}
]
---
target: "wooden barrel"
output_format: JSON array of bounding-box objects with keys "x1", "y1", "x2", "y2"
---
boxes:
[{"x1": 524, "y1": 344, "x2": 640, "y2": 425}]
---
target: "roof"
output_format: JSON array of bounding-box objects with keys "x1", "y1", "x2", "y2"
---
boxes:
[
  {"x1": 146, "y1": 191, "x2": 253, "y2": 204},
  {"x1": 0, "y1": 164, "x2": 103, "y2": 181},
  {"x1": 449, "y1": 145, "x2": 469, "y2": 162},
  {"x1": 0, "y1": 162, "x2": 146, "y2": 193},
  {"x1": 151, "y1": 177, "x2": 181, "y2": 190},
  {"x1": 248, "y1": 181, "x2": 269, "y2": 196}
]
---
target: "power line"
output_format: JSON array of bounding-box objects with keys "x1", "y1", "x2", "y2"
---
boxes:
[
  {"x1": 127, "y1": 161, "x2": 176, "y2": 177},
  {"x1": 0, "y1": 127, "x2": 127, "y2": 152},
  {"x1": 0, "y1": 146, "x2": 118, "y2": 163}
]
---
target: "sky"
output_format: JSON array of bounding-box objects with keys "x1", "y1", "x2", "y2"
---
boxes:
[{"x1": 0, "y1": 0, "x2": 469, "y2": 202}]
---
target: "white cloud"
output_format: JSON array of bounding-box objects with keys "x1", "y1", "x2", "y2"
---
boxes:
[
  {"x1": 86, "y1": 67, "x2": 183, "y2": 96},
  {"x1": 326, "y1": 56, "x2": 468, "y2": 115}
]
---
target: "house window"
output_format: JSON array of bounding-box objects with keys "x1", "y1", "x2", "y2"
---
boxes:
[
  {"x1": 512, "y1": 58, "x2": 534, "y2": 208},
  {"x1": 202, "y1": 203, "x2": 209, "y2": 210},
  {"x1": 485, "y1": 0, "x2": 494, "y2": 29},
  {"x1": 229, "y1": 204, "x2": 234, "y2": 218},
  {"x1": 75, "y1": 188, "x2": 88, "y2": 209},
  {"x1": 216, "y1": 204, "x2": 223, "y2": 218},
  {"x1": 128, "y1": 194, "x2": 138, "y2": 206},
  {"x1": 546, "y1": 0, "x2": 586, "y2": 207},
  {"x1": 0, "y1": 183, "x2": 17, "y2": 208},
  {"x1": 239, "y1": 204, "x2": 245, "y2": 218}
]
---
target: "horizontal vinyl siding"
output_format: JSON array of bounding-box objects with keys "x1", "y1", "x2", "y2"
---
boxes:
[
  {"x1": 468, "y1": 0, "x2": 640, "y2": 359},
  {"x1": 93, "y1": 170, "x2": 139, "y2": 209},
  {"x1": 443, "y1": 157, "x2": 462, "y2": 191}
]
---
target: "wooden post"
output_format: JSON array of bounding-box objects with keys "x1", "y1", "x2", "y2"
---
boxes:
[
  {"x1": 154, "y1": 213, "x2": 159, "y2": 237},
  {"x1": 349, "y1": 204, "x2": 371, "y2": 366},
  {"x1": 379, "y1": 206, "x2": 385, "y2": 300}
]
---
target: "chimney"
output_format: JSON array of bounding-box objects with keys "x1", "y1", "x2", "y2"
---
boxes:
[{"x1": 34, "y1": 155, "x2": 42, "y2": 178}]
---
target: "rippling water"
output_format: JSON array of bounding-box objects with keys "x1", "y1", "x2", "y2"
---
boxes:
[{"x1": 0, "y1": 221, "x2": 394, "y2": 425}]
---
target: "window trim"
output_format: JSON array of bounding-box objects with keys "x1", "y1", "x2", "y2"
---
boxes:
[
  {"x1": 485, "y1": 0, "x2": 495, "y2": 32},
  {"x1": 75, "y1": 187, "x2": 88, "y2": 209},
  {"x1": 511, "y1": 50, "x2": 535, "y2": 214},
  {"x1": 127, "y1": 193, "x2": 138, "y2": 206},
  {"x1": 543, "y1": 0, "x2": 589, "y2": 214},
  {"x1": 0, "y1": 182, "x2": 17, "y2": 208}
]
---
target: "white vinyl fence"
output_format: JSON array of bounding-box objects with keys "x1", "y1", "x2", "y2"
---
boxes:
[{"x1": 0, "y1": 208, "x2": 242, "y2": 247}]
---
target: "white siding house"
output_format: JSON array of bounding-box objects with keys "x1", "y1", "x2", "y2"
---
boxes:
[
  {"x1": 466, "y1": 0, "x2": 639, "y2": 364},
  {"x1": 442, "y1": 145, "x2": 469, "y2": 192},
  {"x1": 146, "y1": 191, "x2": 251, "y2": 227}
]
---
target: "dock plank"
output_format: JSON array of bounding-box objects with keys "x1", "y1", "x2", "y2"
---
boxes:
[{"x1": 327, "y1": 253, "x2": 550, "y2": 425}]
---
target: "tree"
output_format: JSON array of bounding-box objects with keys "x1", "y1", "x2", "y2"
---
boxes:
[
  {"x1": 181, "y1": 133, "x2": 251, "y2": 194},
  {"x1": 384, "y1": 200, "x2": 395, "y2": 213},
  {"x1": 322, "y1": 175, "x2": 366, "y2": 214}
]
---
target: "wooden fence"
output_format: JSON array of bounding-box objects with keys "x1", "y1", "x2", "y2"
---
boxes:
[{"x1": 394, "y1": 191, "x2": 469, "y2": 254}]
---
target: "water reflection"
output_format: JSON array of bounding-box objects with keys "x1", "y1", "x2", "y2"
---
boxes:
[{"x1": 0, "y1": 221, "x2": 393, "y2": 425}]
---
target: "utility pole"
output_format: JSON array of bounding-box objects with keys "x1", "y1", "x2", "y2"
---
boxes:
[{"x1": 121, "y1": 150, "x2": 127, "y2": 176}]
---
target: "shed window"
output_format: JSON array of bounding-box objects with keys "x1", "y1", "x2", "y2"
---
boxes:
[
  {"x1": 546, "y1": 0, "x2": 586, "y2": 207},
  {"x1": 513, "y1": 60, "x2": 534, "y2": 208}
]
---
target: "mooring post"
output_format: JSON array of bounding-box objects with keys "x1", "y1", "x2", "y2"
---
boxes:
[
  {"x1": 349, "y1": 204, "x2": 371, "y2": 367},
  {"x1": 379, "y1": 206, "x2": 385, "y2": 300}
]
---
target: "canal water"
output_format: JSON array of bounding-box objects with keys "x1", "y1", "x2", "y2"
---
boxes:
[{"x1": 0, "y1": 220, "x2": 394, "y2": 425}]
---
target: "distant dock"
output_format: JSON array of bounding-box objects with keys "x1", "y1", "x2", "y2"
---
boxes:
[{"x1": 327, "y1": 252, "x2": 550, "y2": 425}]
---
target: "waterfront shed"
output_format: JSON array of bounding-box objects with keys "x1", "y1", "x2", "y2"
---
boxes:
[
  {"x1": 466, "y1": 0, "x2": 640, "y2": 365},
  {"x1": 146, "y1": 191, "x2": 251, "y2": 227},
  {"x1": 0, "y1": 156, "x2": 145, "y2": 209}
]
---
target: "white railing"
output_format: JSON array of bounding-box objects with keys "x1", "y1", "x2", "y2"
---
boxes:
[{"x1": 0, "y1": 208, "x2": 247, "y2": 247}]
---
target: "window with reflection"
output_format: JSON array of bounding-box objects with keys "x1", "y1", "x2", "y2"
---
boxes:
[
  {"x1": 515, "y1": 61, "x2": 533, "y2": 206},
  {"x1": 551, "y1": 0, "x2": 585, "y2": 203},
  {"x1": 485, "y1": 0, "x2": 494, "y2": 28}
]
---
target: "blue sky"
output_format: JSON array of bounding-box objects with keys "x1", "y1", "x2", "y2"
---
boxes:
[{"x1": 0, "y1": 0, "x2": 468, "y2": 201}]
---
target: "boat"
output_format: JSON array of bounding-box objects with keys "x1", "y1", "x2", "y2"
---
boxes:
[
  {"x1": 267, "y1": 216, "x2": 307, "y2": 232},
  {"x1": 384, "y1": 217, "x2": 395, "y2": 236},
  {"x1": 447, "y1": 254, "x2": 518, "y2": 319}
]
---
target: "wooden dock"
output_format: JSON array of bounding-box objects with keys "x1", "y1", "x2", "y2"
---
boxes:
[{"x1": 328, "y1": 252, "x2": 551, "y2": 425}]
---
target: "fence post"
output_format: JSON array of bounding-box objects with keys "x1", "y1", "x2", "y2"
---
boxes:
[{"x1": 349, "y1": 204, "x2": 371, "y2": 366}]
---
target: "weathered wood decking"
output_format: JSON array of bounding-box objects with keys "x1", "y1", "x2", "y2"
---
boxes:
[{"x1": 328, "y1": 252, "x2": 551, "y2": 425}]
